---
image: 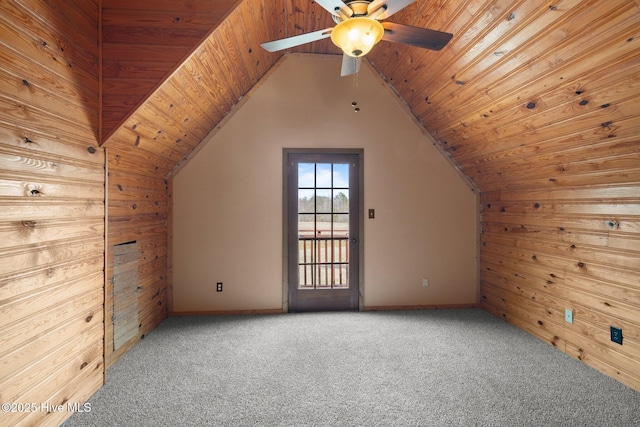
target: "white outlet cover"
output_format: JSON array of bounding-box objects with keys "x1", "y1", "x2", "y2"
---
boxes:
[{"x1": 565, "y1": 309, "x2": 573, "y2": 323}]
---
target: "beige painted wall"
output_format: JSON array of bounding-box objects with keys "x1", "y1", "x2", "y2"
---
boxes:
[{"x1": 171, "y1": 53, "x2": 478, "y2": 312}]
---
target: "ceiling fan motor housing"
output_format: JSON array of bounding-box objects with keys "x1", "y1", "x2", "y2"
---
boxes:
[{"x1": 331, "y1": 0, "x2": 372, "y2": 23}]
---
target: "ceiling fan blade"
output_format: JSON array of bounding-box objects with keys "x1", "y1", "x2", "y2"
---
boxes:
[
  {"x1": 341, "y1": 54, "x2": 361, "y2": 76},
  {"x1": 367, "y1": 0, "x2": 415, "y2": 20},
  {"x1": 381, "y1": 22, "x2": 453, "y2": 51},
  {"x1": 315, "y1": 0, "x2": 353, "y2": 18},
  {"x1": 261, "y1": 28, "x2": 334, "y2": 52}
]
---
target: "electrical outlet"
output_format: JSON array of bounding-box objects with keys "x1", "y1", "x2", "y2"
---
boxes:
[
  {"x1": 610, "y1": 326, "x2": 623, "y2": 345},
  {"x1": 216, "y1": 282, "x2": 223, "y2": 292},
  {"x1": 565, "y1": 309, "x2": 573, "y2": 323},
  {"x1": 422, "y1": 278, "x2": 429, "y2": 287}
]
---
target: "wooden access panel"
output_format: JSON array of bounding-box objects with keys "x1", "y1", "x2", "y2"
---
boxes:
[{"x1": 113, "y1": 242, "x2": 139, "y2": 350}]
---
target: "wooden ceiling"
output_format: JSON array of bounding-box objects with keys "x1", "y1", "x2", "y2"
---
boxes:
[
  {"x1": 101, "y1": 0, "x2": 239, "y2": 139},
  {"x1": 102, "y1": 0, "x2": 640, "y2": 192}
]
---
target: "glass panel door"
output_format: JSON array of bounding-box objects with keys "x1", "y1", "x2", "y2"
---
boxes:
[{"x1": 286, "y1": 151, "x2": 361, "y2": 312}]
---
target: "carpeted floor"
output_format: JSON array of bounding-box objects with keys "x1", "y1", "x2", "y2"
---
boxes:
[{"x1": 64, "y1": 309, "x2": 640, "y2": 426}]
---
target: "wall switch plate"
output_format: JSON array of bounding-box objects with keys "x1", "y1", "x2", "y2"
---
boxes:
[
  {"x1": 565, "y1": 309, "x2": 573, "y2": 323},
  {"x1": 216, "y1": 282, "x2": 223, "y2": 292},
  {"x1": 610, "y1": 326, "x2": 623, "y2": 345},
  {"x1": 368, "y1": 209, "x2": 375, "y2": 219},
  {"x1": 422, "y1": 278, "x2": 429, "y2": 287}
]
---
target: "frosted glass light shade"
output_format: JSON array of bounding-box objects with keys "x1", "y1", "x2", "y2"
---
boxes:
[{"x1": 330, "y1": 17, "x2": 384, "y2": 58}]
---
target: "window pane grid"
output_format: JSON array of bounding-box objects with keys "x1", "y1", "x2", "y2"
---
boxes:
[{"x1": 297, "y1": 162, "x2": 349, "y2": 290}]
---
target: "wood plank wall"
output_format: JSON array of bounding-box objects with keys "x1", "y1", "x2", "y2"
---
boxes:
[
  {"x1": 480, "y1": 187, "x2": 640, "y2": 391},
  {"x1": 456, "y1": 1, "x2": 640, "y2": 392},
  {"x1": 0, "y1": 1, "x2": 104, "y2": 426},
  {"x1": 104, "y1": 140, "x2": 170, "y2": 367}
]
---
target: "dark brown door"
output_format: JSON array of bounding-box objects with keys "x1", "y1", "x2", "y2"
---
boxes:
[{"x1": 286, "y1": 151, "x2": 361, "y2": 312}]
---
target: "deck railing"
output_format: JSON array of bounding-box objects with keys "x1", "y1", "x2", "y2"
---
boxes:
[{"x1": 298, "y1": 233, "x2": 349, "y2": 289}]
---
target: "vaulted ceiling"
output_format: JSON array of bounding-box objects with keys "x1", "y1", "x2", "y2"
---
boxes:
[{"x1": 102, "y1": 0, "x2": 640, "y2": 193}]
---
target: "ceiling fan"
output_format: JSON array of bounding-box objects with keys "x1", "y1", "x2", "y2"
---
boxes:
[{"x1": 260, "y1": 0, "x2": 453, "y2": 76}]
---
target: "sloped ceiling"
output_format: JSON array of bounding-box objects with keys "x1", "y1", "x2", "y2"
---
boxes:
[
  {"x1": 102, "y1": 0, "x2": 640, "y2": 193},
  {"x1": 101, "y1": 0, "x2": 239, "y2": 139}
]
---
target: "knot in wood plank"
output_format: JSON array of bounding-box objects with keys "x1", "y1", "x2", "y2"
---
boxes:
[{"x1": 605, "y1": 220, "x2": 619, "y2": 230}]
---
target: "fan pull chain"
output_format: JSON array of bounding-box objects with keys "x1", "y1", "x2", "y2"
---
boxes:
[{"x1": 351, "y1": 60, "x2": 360, "y2": 112}]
